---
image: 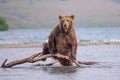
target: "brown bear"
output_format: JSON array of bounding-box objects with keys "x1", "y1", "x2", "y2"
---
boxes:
[{"x1": 42, "y1": 15, "x2": 77, "y2": 66}]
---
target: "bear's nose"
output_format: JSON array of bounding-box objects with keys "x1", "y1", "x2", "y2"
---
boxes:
[{"x1": 63, "y1": 24, "x2": 67, "y2": 28}]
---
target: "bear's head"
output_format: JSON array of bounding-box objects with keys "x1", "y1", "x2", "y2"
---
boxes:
[{"x1": 58, "y1": 15, "x2": 74, "y2": 33}]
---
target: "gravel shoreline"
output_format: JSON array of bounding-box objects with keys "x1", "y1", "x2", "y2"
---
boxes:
[{"x1": 0, "y1": 41, "x2": 120, "y2": 48}]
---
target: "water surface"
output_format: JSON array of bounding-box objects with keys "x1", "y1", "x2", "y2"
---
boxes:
[
  {"x1": 0, "y1": 27, "x2": 120, "y2": 45},
  {"x1": 0, "y1": 45, "x2": 120, "y2": 80}
]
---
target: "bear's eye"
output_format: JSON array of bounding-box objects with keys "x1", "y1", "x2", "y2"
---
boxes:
[
  {"x1": 62, "y1": 20, "x2": 65, "y2": 22},
  {"x1": 67, "y1": 20, "x2": 69, "y2": 22}
]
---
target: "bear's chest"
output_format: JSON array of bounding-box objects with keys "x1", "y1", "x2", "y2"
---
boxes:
[{"x1": 55, "y1": 33, "x2": 72, "y2": 53}]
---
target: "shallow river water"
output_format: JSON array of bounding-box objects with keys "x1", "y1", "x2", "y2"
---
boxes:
[{"x1": 0, "y1": 45, "x2": 120, "y2": 80}]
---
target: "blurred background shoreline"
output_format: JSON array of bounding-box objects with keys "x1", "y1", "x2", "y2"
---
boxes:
[
  {"x1": 0, "y1": 0, "x2": 120, "y2": 29},
  {"x1": 0, "y1": 27, "x2": 120, "y2": 48}
]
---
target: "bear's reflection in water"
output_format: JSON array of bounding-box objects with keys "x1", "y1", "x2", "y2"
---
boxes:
[{"x1": 41, "y1": 66, "x2": 78, "y2": 73}]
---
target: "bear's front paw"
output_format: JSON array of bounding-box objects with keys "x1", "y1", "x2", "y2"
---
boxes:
[{"x1": 70, "y1": 56, "x2": 76, "y2": 60}]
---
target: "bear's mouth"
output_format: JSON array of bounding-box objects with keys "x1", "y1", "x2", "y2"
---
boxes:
[{"x1": 63, "y1": 27, "x2": 68, "y2": 33}]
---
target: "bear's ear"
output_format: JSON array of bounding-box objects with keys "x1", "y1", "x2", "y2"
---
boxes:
[
  {"x1": 58, "y1": 15, "x2": 62, "y2": 20},
  {"x1": 70, "y1": 15, "x2": 75, "y2": 20}
]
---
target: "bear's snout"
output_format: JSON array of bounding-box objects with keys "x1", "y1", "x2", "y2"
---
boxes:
[
  {"x1": 63, "y1": 24, "x2": 67, "y2": 28},
  {"x1": 63, "y1": 20, "x2": 69, "y2": 29}
]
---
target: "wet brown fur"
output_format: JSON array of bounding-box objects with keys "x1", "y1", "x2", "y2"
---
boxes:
[{"x1": 42, "y1": 15, "x2": 77, "y2": 66}]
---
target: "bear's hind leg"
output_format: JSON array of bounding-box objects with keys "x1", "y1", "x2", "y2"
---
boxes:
[{"x1": 42, "y1": 43, "x2": 50, "y2": 61}]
